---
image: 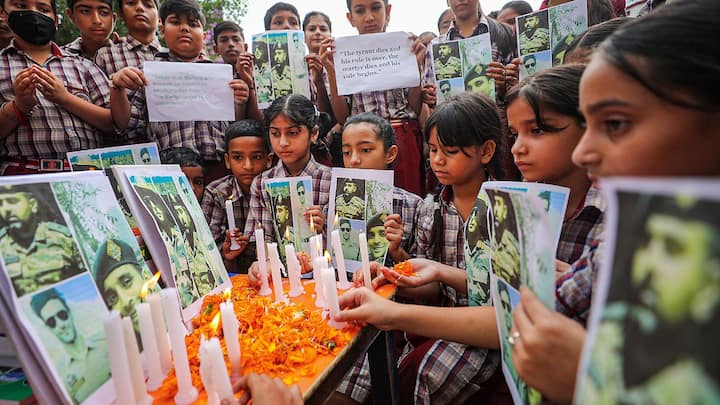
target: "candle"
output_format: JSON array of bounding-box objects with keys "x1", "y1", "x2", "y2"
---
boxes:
[
  {"x1": 359, "y1": 232, "x2": 372, "y2": 288},
  {"x1": 146, "y1": 293, "x2": 172, "y2": 374},
  {"x1": 311, "y1": 255, "x2": 327, "y2": 308},
  {"x1": 160, "y1": 289, "x2": 198, "y2": 404},
  {"x1": 200, "y1": 337, "x2": 235, "y2": 401},
  {"x1": 226, "y1": 197, "x2": 241, "y2": 250},
  {"x1": 321, "y1": 266, "x2": 345, "y2": 329},
  {"x1": 122, "y1": 317, "x2": 153, "y2": 405},
  {"x1": 331, "y1": 230, "x2": 352, "y2": 290},
  {"x1": 267, "y1": 242, "x2": 287, "y2": 304},
  {"x1": 198, "y1": 336, "x2": 218, "y2": 405},
  {"x1": 285, "y1": 244, "x2": 304, "y2": 297},
  {"x1": 220, "y1": 294, "x2": 242, "y2": 376},
  {"x1": 103, "y1": 311, "x2": 134, "y2": 405},
  {"x1": 255, "y1": 228, "x2": 272, "y2": 296},
  {"x1": 137, "y1": 302, "x2": 164, "y2": 390}
]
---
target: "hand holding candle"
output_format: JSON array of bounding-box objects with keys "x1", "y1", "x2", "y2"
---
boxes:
[{"x1": 226, "y1": 197, "x2": 241, "y2": 251}]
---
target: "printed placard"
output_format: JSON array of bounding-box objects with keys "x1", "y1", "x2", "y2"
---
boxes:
[
  {"x1": 430, "y1": 32, "x2": 495, "y2": 102},
  {"x1": 261, "y1": 176, "x2": 313, "y2": 266}
]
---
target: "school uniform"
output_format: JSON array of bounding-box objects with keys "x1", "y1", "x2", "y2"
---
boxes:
[
  {"x1": 388, "y1": 186, "x2": 423, "y2": 264},
  {"x1": 557, "y1": 186, "x2": 605, "y2": 264},
  {"x1": 0, "y1": 40, "x2": 110, "y2": 175},
  {"x1": 61, "y1": 37, "x2": 108, "y2": 61},
  {"x1": 556, "y1": 241, "x2": 603, "y2": 326}
]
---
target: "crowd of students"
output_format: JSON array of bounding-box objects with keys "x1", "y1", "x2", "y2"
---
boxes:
[{"x1": 1, "y1": 0, "x2": 718, "y2": 403}]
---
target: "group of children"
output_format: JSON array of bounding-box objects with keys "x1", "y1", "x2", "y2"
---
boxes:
[{"x1": 1, "y1": 0, "x2": 718, "y2": 403}]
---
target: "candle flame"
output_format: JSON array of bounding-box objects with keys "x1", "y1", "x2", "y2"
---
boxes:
[
  {"x1": 324, "y1": 250, "x2": 331, "y2": 264},
  {"x1": 310, "y1": 213, "x2": 315, "y2": 234},
  {"x1": 210, "y1": 312, "x2": 221, "y2": 333},
  {"x1": 284, "y1": 227, "x2": 291, "y2": 241},
  {"x1": 333, "y1": 215, "x2": 339, "y2": 229},
  {"x1": 315, "y1": 237, "x2": 321, "y2": 253},
  {"x1": 224, "y1": 288, "x2": 231, "y2": 301},
  {"x1": 227, "y1": 195, "x2": 233, "y2": 201},
  {"x1": 140, "y1": 272, "x2": 161, "y2": 299}
]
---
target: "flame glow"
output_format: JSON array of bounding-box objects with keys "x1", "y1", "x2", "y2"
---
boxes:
[
  {"x1": 284, "y1": 227, "x2": 291, "y2": 241},
  {"x1": 140, "y1": 272, "x2": 161, "y2": 299},
  {"x1": 310, "y1": 213, "x2": 315, "y2": 234},
  {"x1": 324, "y1": 250, "x2": 331, "y2": 265},
  {"x1": 210, "y1": 312, "x2": 221, "y2": 333},
  {"x1": 224, "y1": 288, "x2": 231, "y2": 301}
]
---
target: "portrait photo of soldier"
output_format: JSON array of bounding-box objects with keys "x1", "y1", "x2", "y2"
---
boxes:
[
  {"x1": 139, "y1": 147, "x2": 153, "y2": 164},
  {"x1": 29, "y1": 283, "x2": 110, "y2": 403},
  {"x1": 0, "y1": 184, "x2": 86, "y2": 297},
  {"x1": 488, "y1": 190, "x2": 521, "y2": 290},
  {"x1": 433, "y1": 41, "x2": 462, "y2": 80},
  {"x1": 270, "y1": 41, "x2": 292, "y2": 97},
  {"x1": 335, "y1": 178, "x2": 366, "y2": 221},
  {"x1": 338, "y1": 218, "x2": 361, "y2": 261},
  {"x1": 252, "y1": 38, "x2": 273, "y2": 103},
  {"x1": 464, "y1": 63, "x2": 495, "y2": 97},
  {"x1": 518, "y1": 11, "x2": 550, "y2": 55},
  {"x1": 367, "y1": 213, "x2": 389, "y2": 263}
]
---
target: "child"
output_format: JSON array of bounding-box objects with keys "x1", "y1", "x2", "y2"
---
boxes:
[
  {"x1": 0, "y1": 10, "x2": 12, "y2": 49},
  {"x1": 245, "y1": 94, "x2": 330, "y2": 253},
  {"x1": 0, "y1": 0, "x2": 113, "y2": 175},
  {"x1": 109, "y1": 0, "x2": 251, "y2": 183},
  {"x1": 320, "y1": 0, "x2": 427, "y2": 196},
  {"x1": 62, "y1": 0, "x2": 116, "y2": 60},
  {"x1": 512, "y1": 2, "x2": 720, "y2": 401},
  {"x1": 202, "y1": 120, "x2": 271, "y2": 274},
  {"x1": 263, "y1": 2, "x2": 300, "y2": 31},
  {"x1": 506, "y1": 64, "x2": 604, "y2": 264},
  {"x1": 212, "y1": 20, "x2": 246, "y2": 68},
  {"x1": 94, "y1": 0, "x2": 161, "y2": 76},
  {"x1": 335, "y1": 93, "x2": 506, "y2": 404},
  {"x1": 159, "y1": 147, "x2": 205, "y2": 201},
  {"x1": 341, "y1": 112, "x2": 422, "y2": 264}
]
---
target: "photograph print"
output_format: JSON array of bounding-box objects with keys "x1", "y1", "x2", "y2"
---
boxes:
[
  {"x1": 264, "y1": 176, "x2": 314, "y2": 261},
  {"x1": 267, "y1": 32, "x2": 293, "y2": 99},
  {"x1": 517, "y1": 9, "x2": 550, "y2": 55},
  {"x1": 335, "y1": 177, "x2": 366, "y2": 221},
  {"x1": 549, "y1": 0, "x2": 588, "y2": 65},
  {"x1": 433, "y1": 41, "x2": 462, "y2": 80},
  {"x1": 252, "y1": 33, "x2": 274, "y2": 107},
  {"x1": 465, "y1": 192, "x2": 493, "y2": 306},
  {"x1": 486, "y1": 188, "x2": 522, "y2": 290}
]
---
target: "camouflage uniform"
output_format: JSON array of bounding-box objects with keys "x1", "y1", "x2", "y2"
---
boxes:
[
  {"x1": 335, "y1": 194, "x2": 365, "y2": 220},
  {"x1": 0, "y1": 222, "x2": 85, "y2": 296}
]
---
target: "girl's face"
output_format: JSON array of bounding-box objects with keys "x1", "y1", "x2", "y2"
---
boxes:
[
  {"x1": 427, "y1": 128, "x2": 494, "y2": 187},
  {"x1": 304, "y1": 15, "x2": 330, "y2": 54},
  {"x1": 508, "y1": 96, "x2": 585, "y2": 184},
  {"x1": 574, "y1": 57, "x2": 720, "y2": 179},
  {"x1": 342, "y1": 122, "x2": 397, "y2": 170},
  {"x1": 268, "y1": 113, "x2": 315, "y2": 172}
]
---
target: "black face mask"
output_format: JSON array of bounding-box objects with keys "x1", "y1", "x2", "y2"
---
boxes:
[{"x1": 8, "y1": 10, "x2": 57, "y2": 46}]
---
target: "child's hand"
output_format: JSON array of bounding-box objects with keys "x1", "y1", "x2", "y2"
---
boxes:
[
  {"x1": 297, "y1": 252, "x2": 312, "y2": 274},
  {"x1": 318, "y1": 37, "x2": 336, "y2": 71},
  {"x1": 380, "y1": 258, "x2": 438, "y2": 288},
  {"x1": 229, "y1": 79, "x2": 250, "y2": 104},
  {"x1": 305, "y1": 54, "x2": 324, "y2": 81},
  {"x1": 383, "y1": 214, "x2": 405, "y2": 260},
  {"x1": 303, "y1": 206, "x2": 324, "y2": 231},
  {"x1": 235, "y1": 52, "x2": 254, "y2": 85},
  {"x1": 408, "y1": 33, "x2": 427, "y2": 68},
  {"x1": 352, "y1": 262, "x2": 388, "y2": 289},
  {"x1": 31, "y1": 66, "x2": 70, "y2": 106},
  {"x1": 505, "y1": 58, "x2": 521, "y2": 89},
  {"x1": 222, "y1": 229, "x2": 248, "y2": 261},
  {"x1": 110, "y1": 32, "x2": 126, "y2": 44},
  {"x1": 12, "y1": 68, "x2": 38, "y2": 113},
  {"x1": 422, "y1": 84, "x2": 437, "y2": 108},
  {"x1": 112, "y1": 67, "x2": 148, "y2": 91},
  {"x1": 487, "y1": 61, "x2": 507, "y2": 99},
  {"x1": 223, "y1": 373, "x2": 303, "y2": 405},
  {"x1": 247, "y1": 260, "x2": 272, "y2": 289},
  {"x1": 335, "y1": 287, "x2": 398, "y2": 330}
]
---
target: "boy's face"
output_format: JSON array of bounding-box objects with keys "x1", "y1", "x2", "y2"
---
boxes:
[
  {"x1": 447, "y1": 0, "x2": 478, "y2": 21},
  {"x1": 213, "y1": 29, "x2": 245, "y2": 65},
  {"x1": 120, "y1": 0, "x2": 158, "y2": 36},
  {"x1": 160, "y1": 12, "x2": 203, "y2": 60},
  {"x1": 66, "y1": 0, "x2": 115, "y2": 43},
  {"x1": 224, "y1": 136, "x2": 271, "y2": 194},
  {"x1": 180, "y1": 165, "x2": 204, "y2": 200},
  {"x1": 268, "y1": 9, "x2": 299, "y2": 30},
  {"x1": 346, "y1": 0, "x2": 390, "y2": 34}
]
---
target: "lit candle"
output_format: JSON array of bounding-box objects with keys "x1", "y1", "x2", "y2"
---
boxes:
[
  {"x1": 311, "y1": 254, "x2": 327, "y2": 308},
  {"x1": 358, "y1": 232, "x2": 372, "y2": 288},
  {"x1": 255, "y1": 227, "x2": 272, "y2": 296},
  {"x1": 321, "y1": 266, "x2": 345, "y2": 329},
  {"x1": 331, "y1": 229, "x2": 352, "y2": 290},
  {"x1": 198, "y1": 336, "x2": 218, "y2": 405},
  {"x1": 226, "y1": 197, "x2": 241, "y2": 250},
  {"x1": 220, "y1": 289, "x2": 242, "y2": 377},
  {"x1": 146, "y1": 292, "x2": 171, "y2": 374},
  {"x1": 160, "y1": 289, "x2": 198, "y2": 404},
  {"x1": 137, "y1": 303, "x2": 164, "y2": 390},
  {"x1": 103, "y1": 310, "x2": 134, "y2": 405},
  {"x1": 122, "y1": 317, "x2": 153, "y2": 405},
  {"x1": 200, "y1": 337, "x2": 235, "y2": 401},
  {"x1": 285, "y1": 244, "x2": 304, "y2": 297},
  {"x1": 267, "y1": 242, "x2": 288, "y2": 304}
]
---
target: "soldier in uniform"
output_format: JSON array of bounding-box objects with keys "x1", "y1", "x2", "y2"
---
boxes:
[
  {"x1": 339, "y1": 218, "x2": 360, "y2": 261},
  {"x1": 519, "y1": 14, "x2": 550, "y2": 54},
  {"x1": 433, "y1": 43, "x2": 462, "y2": 79},
  {"x1": 271, "y1": 43, "x2": 293, "y2": 97},
  {"x1": 0, "y1": 185, "x2": 85, "y2": 296},
  {"x1": 335, "y1": 179, "x2": 365, "y2": 220}
]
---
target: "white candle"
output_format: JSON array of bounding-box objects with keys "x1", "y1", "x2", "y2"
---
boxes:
[
  {"x1": 220, "y1": 300, "x2": 242, "y2": 377},
  {"x1": 122, "y1": 317, "x2": 153, "y2": 405},
  {"x1": 160, "y1": 289, "x2": 198, "y2": 404},
  {"x1": 311, "y1": 255, "x2": 327, "y2": 308},
  {"x1": 359, "y1": 232, "x2": 372, "y2": 288},
  {"x1": 331, "y1": 230, "x2": 352, "y2": 290},
  {"x1": 198, "y1": 336, "x2": 218, "y2": 405},
  {"x1": 321, "y1": 266, "x2": 346, "y2": 329},
  {"x1": 226, "y1": 198, "x2": 241, "y2": 250},
  {"x1": 267, "y1": 242, "x2": 287, "y2": 304},
  {"x1": 146, "y1": 293, "x2": 172, "y2": 374},
  {"x1": 103, "y1": 311, "x2": 134, "y2": 405},
  {"x1": 137, "y1": 302, "x2": 164, "y2": 390},
  {"x1": 285, "y1": 244, "x2": 304, "y2": 297},
  {"x1": 201, "y1": 337, "x2": 234, "y2": 401},
  {"x1": 255, "y1": 228, "x2": 272, "y2": 296}
]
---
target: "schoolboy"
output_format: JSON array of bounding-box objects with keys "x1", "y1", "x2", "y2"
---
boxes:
[
  {"x1": 263, "y1": 2, "x2": 300, "y2": 31},
  {"x1": 212, "y1": 20, "x2": 245, "y2": 68},
  {"x1": 202, "y1": 120, "x2": 271, "y2": 274},
  {"x1": 159, "y1": 147, "x2": 205, "y2": 201},
  {"x1": 0, "y1": 0, "x2": 113, "y2": 175},
  {"x1": 322, "y1": 0, "x2": 427, "y2": 196},
  {"x1": 109, "y1": 0, "x2": 251, "y2": 183},
  {"x1": 62, "y1": 0, "x2": 116, "y2": 60}
]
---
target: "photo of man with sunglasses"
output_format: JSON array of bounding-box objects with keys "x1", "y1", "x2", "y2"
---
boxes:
[
  {"x1": 29, "y1": 285, "x2": 110, "y2": 403},
  {"x1": 339, "y1": 218, "x2": 361, "y2": 261}
]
